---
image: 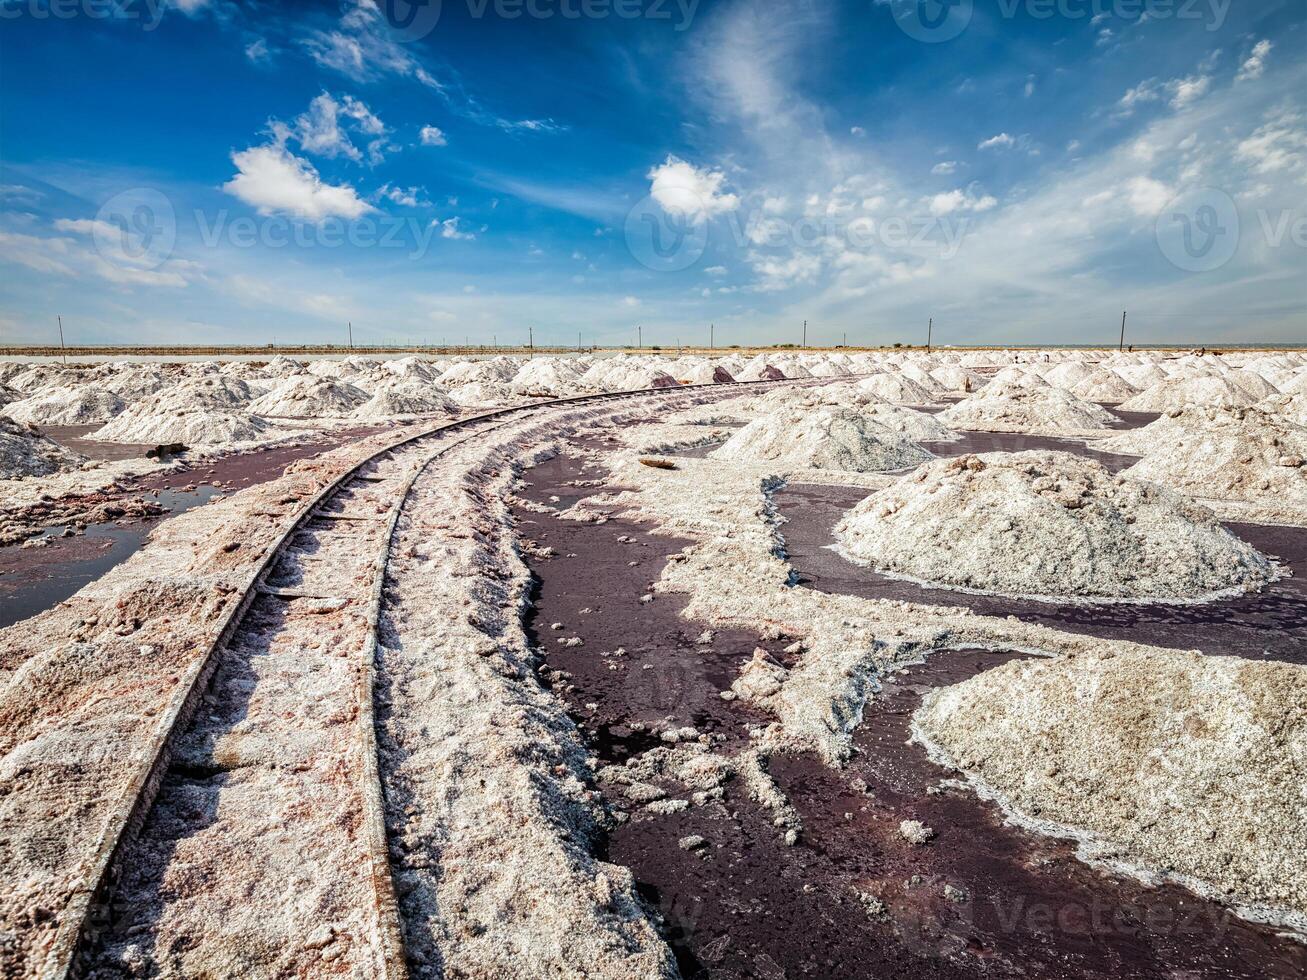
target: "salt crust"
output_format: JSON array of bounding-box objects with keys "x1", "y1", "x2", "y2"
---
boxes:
[
  {"x1": 912, "y1": 650, "x2": 1307, "y2": 932},
  {"x1": 0, "y1": 417, "x2": 86, "y2": 480}
]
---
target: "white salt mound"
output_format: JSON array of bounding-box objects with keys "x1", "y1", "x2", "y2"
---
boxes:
[
  {"x1": 710, "y1": 408, "x2": 934, "y2": 473},
  {"x1": 90, "y1": 408, "x2": 277, "y2": 445},
  {"x1": 0, "y1": 417, "x2": 87, "y2": 479},
  {"x1": 835, "y1": 451, "x2": 1275, "y2": 602},
  {"x1": 1118, "y1": 375, "x2": 1259, "y2": 412},
  {"x1": 1101, "y1": 405, "x2": 1307, "y2": 512},
  {"x1": 248, "y1": 376, "x2": 369, "y2": 417},
  {"x1": 855, "y1": 373, "x2": 935, "y2": 404},
  {"x1": 151, "y1": 376, "x2": 256, "y2": 413},
  {"x1": 353, "y1": 383, "x2": 459, "y2": 418},
  {"x1": 1070, "y1": 368, "x2": 1139, "y2": 404},
  {"x1": 2, "y1": 386, "x2": 125, "y2": 425},
  {"x1": 914, "y1": 650, "x2": 1307, "y2": 927},
  {"x1": 750, "y1": 386, "x2": 957, "y2": 443},
  {"x1": 938, "y1": 383, "x2": 1115, "y2": 434}
]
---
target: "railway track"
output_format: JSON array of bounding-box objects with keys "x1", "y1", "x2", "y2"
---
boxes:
[{"x1": 47, "y1": 380, "x2": 788, "y2": 980}]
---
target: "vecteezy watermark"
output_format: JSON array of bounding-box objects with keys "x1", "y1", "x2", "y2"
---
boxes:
[
  {"x1": 624, "y1": 196, "x2": 976, "y2": 275},
  {"x1": 878, "y1": 0, "x2": 1230, "y2": 44},
  {"x1": 877, "y1": 0, "x2": 974, "y2": 44},
  {"x1": 193, "y1": 212, "x2": 443, "y2": 259},
  {"x1": 1155, "y1": 187, "x2": 1240, "y2": 273},
  {"x1": 624, "y1": 195, "x2": 710, "y2": 273},
  {"x1": 93, "y1": 187, "x2": 177, "y2": 271},
  {"x1": 0, "y1": 0, "x2": 169, "y2": 31},
  {"x1": 378, "y1": 0, "x2": 699, "y2": 41}
]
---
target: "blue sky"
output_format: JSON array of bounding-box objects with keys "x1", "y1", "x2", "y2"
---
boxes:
[{"x1": 1, "y1": 0, "x2": 1304, "y2": 347}]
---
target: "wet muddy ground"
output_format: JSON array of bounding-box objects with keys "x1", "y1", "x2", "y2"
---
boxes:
[
  {"x1": 775, "y1": 483, "x2": 1307, "y2": 666},
  {"x1": 0, "y1": 425, "x2": 391, "y2": 628},
  {"x1": 513, "y1": 440, "x2": 1306, "y2": 979}
]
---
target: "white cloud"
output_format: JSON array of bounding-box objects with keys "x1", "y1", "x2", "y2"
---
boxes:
[
  {"x1": 223, "y1": 143, "x2": 374, "y2": 221},
  {"x1": 704, "y1": 265, "x2": 728, "y2": 276},
  {"x1": 1168, "y1": 75, "x2": 1210, "y2": 110},
  {"x1": 379, "y1": 184, "x2": 425, "y2": 207},
  {"x1": 1125, "y1": 176, "x2": 1172, "y2": 217},
  {"x1": 647, "y1": 156, "x2": 739, "y2": 222},
  {"x1": 622, "y1": 295, "x2": 641, "y2": 307},
  {"x1": 748, "y1": 251, "x2": 822, "y2": 292},
  {"x1": 850, "y1": 126, "x2": 865, "y2": 136},
  {"x1": 1237, "y1": 40, "x2": 1273, "y2": 83},
  {"x1": 419, "y1": 125, "x2": 447, "y2": 146},
  {"x1": 1119, "y1": 72, "x2": 1211, "y2": 115},
  {"x1": 1236, "y1": 109, "x2": 1307, "y2": 177},
  {"x1": 927, "y1": 188, "x2": 998, "y2": 216},
  {"x1": 244, "y1": 38, "x2": 271, "y2": 64},
  {"x1": 438, "y1": 217, "x2": 475, "y2": 240},
  {"x1": 0, "y1": 224, "x2": 200, "y2": 289},
  {"x1": 281, "y1": 92, "x2": 389, "y2": 165},
  {"x1": 931, "y1": 161, "x2": 958, "y2": 176},
  {"x1": 978, "y1": 132, "x2": 1016, "y2": 150},
  {"x1": 1024, "y1": 75, "x2": 1036, "y2": 98}
]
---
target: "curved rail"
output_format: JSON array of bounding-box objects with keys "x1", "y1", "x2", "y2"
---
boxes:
[{"x1": 48, "y1": 378, "x2": 786, "y2": 979}]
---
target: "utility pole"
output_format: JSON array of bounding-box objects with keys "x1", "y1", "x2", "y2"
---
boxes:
[
  {"x1": 802, "y1": 320, "x2": 807, "y2": 349},
  {"x1": 710, "y1": 323, "x2": 714, "y2": 350},
  {"x1": 348, "y1": 321, "x2": 353, "y2": 349},
  {"x1": 57, "y1": 315, "x2": 66, "y2": 365},
  {"x1": 927, "y1": 317, "x2": 933, "y2": 351},
  {"x1": 843, "y1": 331, "x2": 847, "y2": 348},
  {"x1": 529, "y1": 325, "x2": 534, "y2": 357},
  {"x1": 578, "y1": 331, "x2": 582, "y2": 352},
  {"x1": 1119, "y1": 311, "x2": 1127, "y2": 351},
  {"x1": 638, "y1": 325, "x2": 642, "y2": 349}
]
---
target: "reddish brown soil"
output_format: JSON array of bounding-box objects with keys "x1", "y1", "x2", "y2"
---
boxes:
[{"x1": 512, "y1": 440, "x2": 1306, "y2": 979}]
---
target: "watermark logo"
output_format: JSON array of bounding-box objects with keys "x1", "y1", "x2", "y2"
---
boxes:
[
  {"x1": 624, "y1": 195, "x2": 709, "y2": 272},
  {"x1": 1155, "y1": 187, "x2": 1239, "y2": 273},
  {"x1": 880, "y1": 0, "x2": 974, "y2": 44},
  {"x1": 379, "y1": 0, "x2": 443, "y2": 42},
  {"x1": 93, "y1": 187, "x2": 176, "y2": 271}
]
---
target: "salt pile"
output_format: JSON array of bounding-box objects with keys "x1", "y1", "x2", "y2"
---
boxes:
[
  {"x1": 0, "y1": 383, "x2": 19, "y2": 407},
  {"x1": 90, "y1": 407, "x2": 277, "y2": 445},
  {"x1": 0, "y1": 417, "x2": 87, "y2": 479},
  {"x1": 100, "y1": 365, "x2": 172, "y2": 400},
  {"x1": 1118, "y1": 375, "x2": 1260, "y2": 412},
  {"x1": 247, "y1": 375, "x2": 369, "y2": 417},
  {"x1": 749, "y1": 386, "x2": 957, "y2": 443},
  {"x1": 1101, "y1": 405, "x2": 1307, "y2": 513},
  {"x1": 914, "y1": 649, "x2": 1307, "y2": 926},
  {"x1": 510, "y1": 358, "x2": 585, "y2": 396},
  {"x1": 1070, "y1": 368, "x2": 1139, "y2": 404},
  {"x1": 2, "y1": 385, "x2": 125, "y2": 425},
  {"x1": 1044, "y1": 361, "x2": 1098, "y2": 390},
  {"x1": 446, "y1": 381, "x2": 522, "y2": 408},
  {"x1": 439, "y1": 358, "x2": 520, "y2": 387},
  {"x1": 855, "y1": 373, "x2": 935, "y2": 404},
  {"x1": 151, "y1": 376, "x2": 256, "y2": 412},
  {"x1": 938, "y1": 382, "x2": 1115, "y2": 434},
  {"x1": 677, "y1": 362, "x2": 736, "y2": 384},
  {"x1": 1259, "y1": 393, "x2": 1307, "y2": 425},
  {"x1": 352, "y1": 382, "x2": 459, "y2": 418},
  {"x1": 835, "y1": 451, "x2": 1275, "y2": 602},
  {"x1": 710, "y1": 408, "x2": 934, "y2": 473},
  {"x1": 928, "y1": 366, "x2": 982, "y2": 393}
]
